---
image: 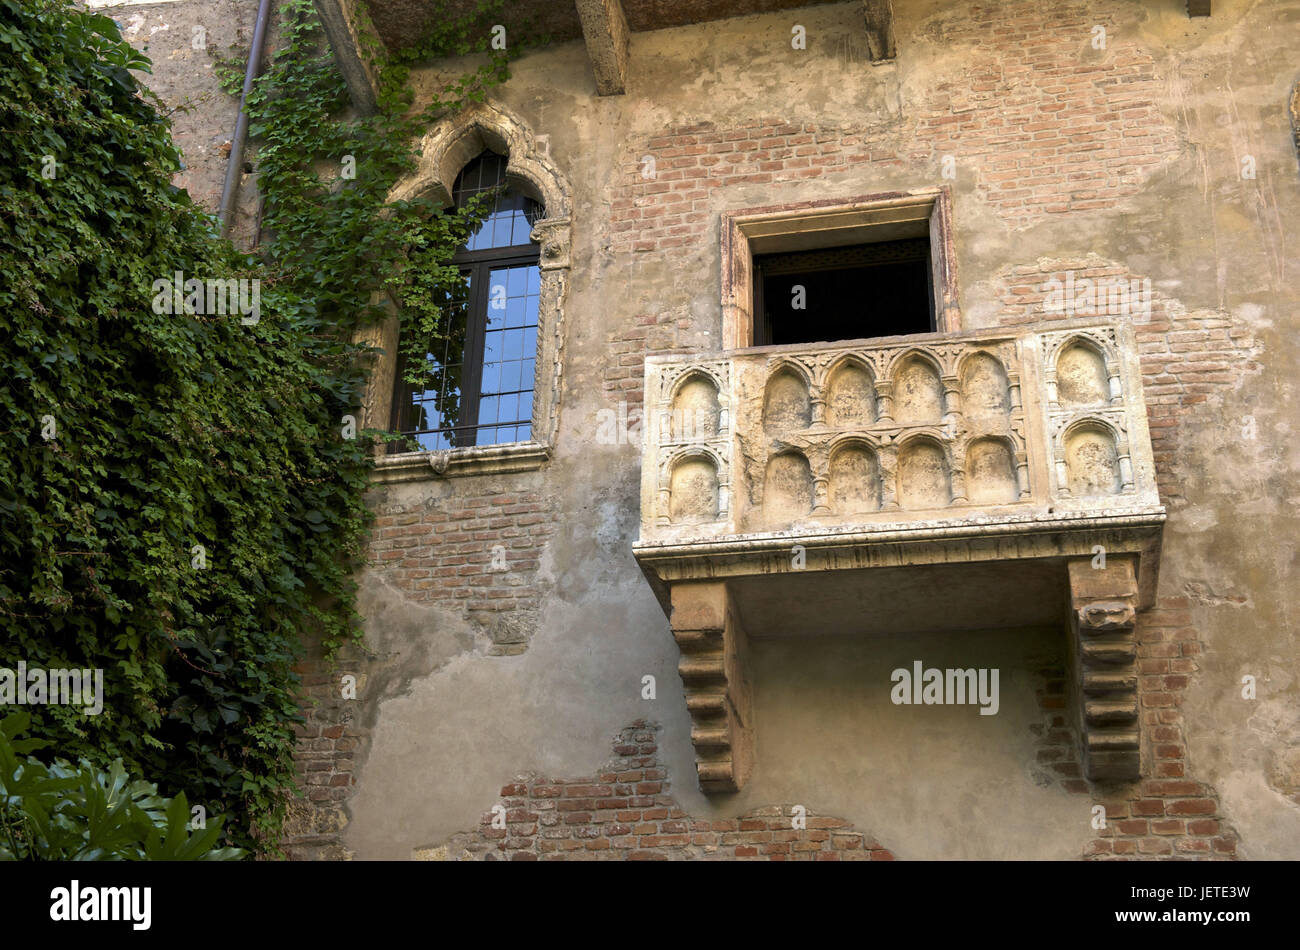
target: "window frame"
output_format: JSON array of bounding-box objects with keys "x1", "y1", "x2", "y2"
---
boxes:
[
  {"x1": 390, "y1": 243, "x2": 542, "y2": 451},
  {"x1": 359, "y1": 102, "x2": 572, "y2": 484},
  {"x1": 720, "y1": 188, "x2": 961, "y2": 350}
]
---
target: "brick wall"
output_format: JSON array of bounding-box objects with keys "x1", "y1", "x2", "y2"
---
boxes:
[
  {"x1": 367, "y1": 483, "x2": 556, "y2": 654},
  {"x1": 281, "y1": 480, "x2": 558, "y2": 858},
  {"x1": 911, "y1": 0, "x2": 1178, "y2": 228},
  {"x1": 1027, "y1": 607, "x2": 1239, "y2": 859},
  {"x1": 285, "y1": 642, "x2": 1239, "y2": 861},
  {"x1": 1002, "y1": 256, "x2": 1254, "y2": 856},
  {"x1": 282, "y1": 643, "x2": 369, "y2": 860},
  {"x1": 611, "y1": 0, "x2": 1177, "y2": 254},
  {"x1": 280, "y1": 0, "x2": 1262, "y2": 861},
  {"x1": 427, "y1": 721, "x2": 896, "y2": 861},
  {"x1": 1083, "y1": 597, "x2": 1240, "y2": 859},
  {"x1": 611, "y1": 118, "x2": 898, "y2": 255},
  {"x1": 604, "y1": 310, "x2": 686, "y2": 407}
]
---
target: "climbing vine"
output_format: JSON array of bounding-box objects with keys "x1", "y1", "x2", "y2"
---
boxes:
[
  {"x1": 0, "y1": 0, "x2": 520, "y2": 854},
  {"x1": 249, "y1": 0, "x2": 522, "y2": 435}
]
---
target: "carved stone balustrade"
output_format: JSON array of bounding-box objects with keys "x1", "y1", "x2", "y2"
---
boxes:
[{"x1": 633, "y1": 318, "x2": 1165, "y2": 791}]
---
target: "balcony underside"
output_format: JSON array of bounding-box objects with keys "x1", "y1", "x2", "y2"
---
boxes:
[{"x1": 634, "y1": 507, "x2": 1165, "y2": 627}]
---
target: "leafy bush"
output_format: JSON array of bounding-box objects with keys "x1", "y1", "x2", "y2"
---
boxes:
[
  {"x1": 0, "y1": 712, "x2": 243, "y2": 860},
  {"x1": 0, "y1": 0, "x2": 372, "y2": 851},
  {"x1": 0, "y1": 0, "x2": 521, "y2": 855}
]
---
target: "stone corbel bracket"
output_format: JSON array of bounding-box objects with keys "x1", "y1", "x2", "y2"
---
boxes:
[
  {"x1": 1067, "y1": 556, "x2": 1141, "y2": 782},
  {"x1": 670, "y1": 581, "x2": 753, "y2": 793},
  {"x1": 576, "y1": 0, "x2": 630, "y2": 95},
  {"x1": 862, "y1": 0, "x2": 897, "y2": 62}
]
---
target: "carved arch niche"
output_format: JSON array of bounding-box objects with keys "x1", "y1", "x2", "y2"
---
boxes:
[{"x1": 361, "y1": 103, "x2": 573, "y2": 478}]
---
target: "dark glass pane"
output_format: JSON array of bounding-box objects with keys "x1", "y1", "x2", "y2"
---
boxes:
[{"x1": 755, "y1": 239, "x2": 934, "y2": 345}]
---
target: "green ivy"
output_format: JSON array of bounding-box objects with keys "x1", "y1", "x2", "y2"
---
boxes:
[
  {"x1": 0, "y1": 0, "x2": 379, "y2": 853},
  {"x1": 249, "y1": 0, "x2": 517, "y2": 428},
  {"x1": 0, "y1": 0, "x2": 520, "y2": 856}
]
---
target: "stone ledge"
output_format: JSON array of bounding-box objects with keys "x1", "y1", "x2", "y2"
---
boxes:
[
  {"x1": 370, "y1": 441, "x2": 551, "y2": 484},
  {"x1": 635, "y1": 506, "x2": 1165, "y2": 608}
]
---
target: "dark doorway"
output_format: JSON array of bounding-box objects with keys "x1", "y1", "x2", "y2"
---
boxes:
[{"x1": 754, "y1": 238, "x2": 934, "y2": 346}]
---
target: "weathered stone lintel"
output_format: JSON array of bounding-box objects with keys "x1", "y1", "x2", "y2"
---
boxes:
[
  {"x1": 576, "y1": 0, "x2": 630, "y2": 95},
  {"x1": 1067, "y1": 556, "x2": 1141, "y2": 782},
  {"x1": 314, "y1": 0, "x2": 383, "y2": 115},
  {"x1": 670, "y1": 581, "x2": 753, "y2": 793}
]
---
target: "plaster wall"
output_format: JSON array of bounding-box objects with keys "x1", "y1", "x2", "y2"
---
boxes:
[
  {"x1": 338, "y1": 0, "x2": 1300, "y2": 860},
  {"x1": 132, "y1": 0, "x2": 1300, "y2": 859}
]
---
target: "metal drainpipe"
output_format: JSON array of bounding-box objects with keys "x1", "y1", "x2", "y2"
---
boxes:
[{"x1": 217, "y1": 0, "x2": 274, "y2": 238}]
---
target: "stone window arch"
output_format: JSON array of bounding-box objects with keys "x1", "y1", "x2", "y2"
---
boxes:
[{"x1": 360, "y1": 103, "x2": 572, "y2": 481}]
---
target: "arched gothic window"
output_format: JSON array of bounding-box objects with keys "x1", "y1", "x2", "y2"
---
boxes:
[{"x1": 392, "y1": 150, "x2": 544, "y2": 449}]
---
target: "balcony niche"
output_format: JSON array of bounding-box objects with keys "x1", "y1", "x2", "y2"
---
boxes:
[
  {"x1": 763, "y1": 367, "x2": 811, "y2": 433},
  {"x1": 1064, "y1": 423, "x2": 1122, "y2": 496},
  {"x1": 669, "y1": 455, "x2": 719, "y2": 523},
  {"x1": 826, "y1": 361, "x2": 876, "y2": 427},
  {"x1": 892, "y1": 355, "x2": 944, "y2": 424},
  {"x1": 961, "y1": 351, "x2": 1011, "y2": 421},
  {"x1": 1057, "y1": 341, "x2": 1110, "y2": 407},
  {"x1": 966, "y1": 437, "x2": 1019, "y2": 505},
  {"x1": 635, "y1": 318, "x2": 1164, "y2": 792},
  {"x1": 672, "y1": 373, "x2": 720, "y2": 440},
  {"x1": 763, "y1": 451, "x2": 815, "y2": 527},
  {"x1": 897, "y1": 437, "x2": 951, "y2": 509},
  {"x1": 829, "y1": 444, "x2": 881, "y2": 514}
]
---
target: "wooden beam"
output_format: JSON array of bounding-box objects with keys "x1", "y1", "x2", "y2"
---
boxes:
[
  {"x1": 862, "y1": 0, "x2": 896, "y2": 62},
  {"x1": 313, "y1": 0, "x2": 383, "y2": 115},
  {"x1": 1291, "y1": 81, "x2": 1300, "y2": 169},
  {"x1": 575, "y1": 0, "x2": 630, "y2": 95}
]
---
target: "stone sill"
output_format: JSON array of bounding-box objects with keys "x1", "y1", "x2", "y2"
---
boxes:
[{"x1": 370, "y1": 441, "x2": 551, "y2": 484}]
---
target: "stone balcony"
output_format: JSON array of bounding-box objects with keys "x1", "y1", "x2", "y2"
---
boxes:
[{"x1": 632, "y1": 317, "x2": 1166, "y2": 792}]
